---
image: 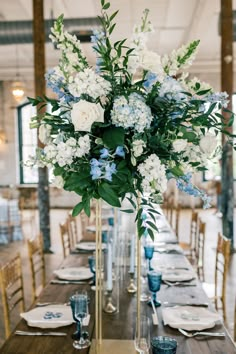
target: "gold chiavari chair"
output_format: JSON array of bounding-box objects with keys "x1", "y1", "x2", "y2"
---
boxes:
[
  {"x1": 68, "y1": 213, "x2": 79, "y2": 248},
  {"x1": 27, "y1": 233, "x2": 46, "y2": 302},
  {"x1": 170, "y1": 203, "x2": 181, "y2": 241},
  {"x1": 0, "y1": 253, "x2": 25, "y2": 339},
  {"x1": 179, "y1": 209, "x2": 198, "y2": 260},
  {"x1": 202, "y1": 232, "x2": 230, "y2": 322},
  {"x1": 79, "y1": 207, "x2": 97, "y2": 241},
  {"x1": 60, "y1": 220, "x2": 72, "y2": 258},
  {"x1": 195, "y1": 219, "x2": 206, "y2": 282},
  {"x1": 234, "y1": 298, "x2": 236, "y2": 342}
]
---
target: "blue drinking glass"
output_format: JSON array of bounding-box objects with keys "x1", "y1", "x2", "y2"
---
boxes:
[
  {"x1": 147, "y1": 271, "x2": 162, "y2": 307},
  {"x1": 144, "y1": 245, "x2": 154, "y2": 270},
  {"x1": 70, "y1": 293, "x2": 90, "y2": 349},
  {"x1": 151, "y1": 336, "x2": 177, "y2": 354},
  {"x1": 88, "y1": 255, "x2": 96, "y2": 286}
]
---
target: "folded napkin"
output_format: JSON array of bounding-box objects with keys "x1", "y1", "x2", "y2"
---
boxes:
[
  {"x1": 21, "y1": 305, "x2": 90, "y2": 329},
  {"x1": 162, "y1": 269, "x2": 195, "y2": 282},
  {"x1": 154, "y1": 244, "x2": 183, "y2": 254},
  {"x1": 162, "y1": 306, "x2": 221, "y2": 331}
]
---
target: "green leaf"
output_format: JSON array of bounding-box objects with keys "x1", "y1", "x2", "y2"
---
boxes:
[
  {"x1": 147, "y1": 228, "x2": 154, "y2": 241},
  {"x1": 98, "y1": 183, "x2": 121, "y2": 207},
  {"x1": 120, "y1": 209, "x2": 134, "y2": 213},
  {"x1": 72, "y1": 202, "x2": 84, "y2": 217},
  {"x1": 103, "y1": 127, "x2": 125, "y2": 149},
  {"x1": 103, "y1": 2, "x2": 110, "y2": 10},
  {"x1": 146, "y1": 221, "x2": 158, "y2": 232},
  {"x1": 109, "y1": 10, "x2": 119, "y2": 22}
]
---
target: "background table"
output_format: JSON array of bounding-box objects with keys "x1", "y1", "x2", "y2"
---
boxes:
[{"x1": 0, "y1": 198, "x2": 22, "y2": 244}]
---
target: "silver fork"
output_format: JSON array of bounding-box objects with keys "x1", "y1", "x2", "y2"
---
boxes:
[
  {"x1": 178, "y1": 328, "x2": 225, "y2": 337},
  {"x1": 163, "y1": 280, "x2": 196, "y2": 287},
  {"x1": 15, "y1": 330, "x2": 67, "y2": 336}
]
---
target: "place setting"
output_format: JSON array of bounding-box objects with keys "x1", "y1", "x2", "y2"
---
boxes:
[
  {"x1": 18, "y1": 291, "x2": 91, "y2": 346},
  {"x1": 51, "y1": 266, "x2": 93, "y2": 285},
  {"x1": 75, "y1": 241, "x2": 107, "y2": 253}
]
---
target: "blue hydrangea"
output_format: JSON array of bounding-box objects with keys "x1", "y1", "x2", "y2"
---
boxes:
[
  {"x1": 100, "y1": 148, "x2": 109, "y2": 159},
  {"x1": 143, "y1": 72, "x2": 158, "y2": 91}
]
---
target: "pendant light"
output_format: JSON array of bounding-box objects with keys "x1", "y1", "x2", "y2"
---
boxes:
[{"x1": 11, "y1": 45, "x2": 25, "y2": 103}]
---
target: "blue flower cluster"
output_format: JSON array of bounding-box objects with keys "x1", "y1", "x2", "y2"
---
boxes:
[
  {"x1": 45, "y1": 69, "x2": 76, "y2": 103},
  {"x1": 143, "y1": 72, "x2": 158, "y2": 91},
  {"x1": 176, "y1": 173, "x2": 211, "y2": 209},
  {"x1": 90, "y1": 146, "x2": 125, "y2": 182}
]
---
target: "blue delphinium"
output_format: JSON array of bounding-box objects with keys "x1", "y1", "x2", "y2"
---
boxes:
[
  {"x1": 90, "y1": 165, "x2": 102, "y2": 180},
  {"x1": 176, "y1": 173, "x2": 211, "y2": 209},
  {"x1": 143, "y1": 72, "x2": 158, "y2": 91},
  {"x1": 100, "y1": 148, "x2": 109, "y2": 159},
  {"x1": 115, "y1": 146, "x2": 125, "y2": 157}
]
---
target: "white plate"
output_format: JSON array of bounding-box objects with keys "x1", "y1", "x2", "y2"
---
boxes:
[
  {"x1": 21, "y1": 305, "x2": 74, "y2": 329},
  {"x1": 162, "y1": 306, "x2": 221, "y2": 331},
  {"x1": 53, "y1": 267, "x2": 93, "y2": 281},
  {"x1": 162, "y1": 269, "x2": 195, "y2": 282},
  {"x1": 86, "y1": 225, "x2": 111, "y2": 232},
  {"x1": 75, "y1": 242, "x2": 106, "y2": 251}
]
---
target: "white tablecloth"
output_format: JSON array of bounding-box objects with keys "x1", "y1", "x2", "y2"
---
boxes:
[{"x1": 0, "y1": 198, "x2": 22, "y2": 243}]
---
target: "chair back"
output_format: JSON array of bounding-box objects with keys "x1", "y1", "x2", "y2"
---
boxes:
[
  {"x1": 79, "y1": 207, "x2": 96, "y2": 241},
  {"x1": 215, "y1": 232, "x2": 230, "y2": 321},
  {"x1": 0, "y1": 253, "x2": 25, "y2": 338},
  {"x1": 190, "y1": 210, "x2": 198, "y2": 257},
  {"x1": 27, "y1": 233, "x2": 46, "y2": 302},
  {"x1": 60, "y1": 220, "x2": 71, "y2": 258},
  {"x1": 68, "y1": 213, "x2": 79, "y2": 248},
  {"x1": 196, "y1": 219, "x2": 206, "y2": 281}
]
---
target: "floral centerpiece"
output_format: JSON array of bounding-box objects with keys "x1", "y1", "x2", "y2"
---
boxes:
[{"x1": 27, "y1": 0, "x2": 234, "y2": 238}]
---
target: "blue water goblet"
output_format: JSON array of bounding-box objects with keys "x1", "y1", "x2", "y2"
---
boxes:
[
  {"x1": 144, "y1": 245, "x2": 154, "y2": 270},
  {"x1": 88, "y1": 255, "x2": 96, "y2": 286},
  {"x1": 147, "y1": 270, "x2": 162, "y2": 307},
  {"x1": 151, "y1": 336, "x2": 177, "y2": 354},
  {"x1": 70, "y1": 293, "x2": 91, "y2": 349}
]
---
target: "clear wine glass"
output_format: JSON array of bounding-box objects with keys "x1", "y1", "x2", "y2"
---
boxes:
[
  {"x1": 70, "y1": 293, "x2": 91, "y2": 349},
  {"x1": 147, "y1": 270, "x2": 162, "y2": 307},
  {"x1": 134, "y1": 315, "x2": 150, "y2": 354}
]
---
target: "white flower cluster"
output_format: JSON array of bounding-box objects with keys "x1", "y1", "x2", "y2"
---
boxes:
[
  {"x1": 184, "y1": 77, "x2": 212, "y2": 95},
  {"x1": 43, "y1": 135, "x2": 90, "y2": 168},
  {"x1": 162, "y1": 42, "x2": 199, "y2": 76},
  {"x1": 68, "y1": 68, "x2": 112, "y2": 100},
  {"x1": 111, "y1": 93, "x2": 153, "y2": 133},
  {"x1": 138, "y1": 154, "x2": 167, "y2": 195},
  {"x1": 49, "y1": 19, "x2": 87, "y2": 74}
]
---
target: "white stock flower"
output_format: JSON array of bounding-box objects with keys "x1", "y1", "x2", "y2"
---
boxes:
[
  {"x1": 172, "y1": 139, "x2": 188, "y2": 153},
  {"x1": 75, "y1": 135, "x2": 91, "y2": 157},
  {"x1": 52, "y1": 175, "x2": 64, "y2": 189},
  {"x1": 39, "y1": 124, "x2": 52, "y2": 144},
  {"x1": 71, "y1": 100, "x2": 104, "y2": 132},
  {"x1": 199, "y1": 133, "x2": 218, "y2": 155}
]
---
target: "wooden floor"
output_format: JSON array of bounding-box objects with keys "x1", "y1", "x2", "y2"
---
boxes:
[{"x1": 0, "y1": 207, "x2": 235, "y2": 347}]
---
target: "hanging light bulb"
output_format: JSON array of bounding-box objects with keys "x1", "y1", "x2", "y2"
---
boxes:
[
  {"x1": 11, "y1": 80, "x2": 25, "y2": 102},
  {"x1": 11, "y1": 45, "x2": 25, "y2": 103}
]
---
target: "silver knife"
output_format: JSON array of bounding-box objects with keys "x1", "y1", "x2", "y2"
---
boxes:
[
  {"x1": 163, "y1": 302, "x2": 209, "y2": 307},
  {"x1": 50, "y1": 280, "x2": 88, "y2": 285},
  {"x1": 15, "y1": 330, "x2": 67, "y2": 336}
]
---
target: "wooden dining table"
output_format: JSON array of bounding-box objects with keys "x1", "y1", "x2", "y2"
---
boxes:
[{"x1": 0, "y1": 225, "x2": 236, "y2": 353}]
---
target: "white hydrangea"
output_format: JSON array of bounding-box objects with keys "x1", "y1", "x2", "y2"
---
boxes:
[
  {"x1": 111, "y1": 93, "x2": 153, "y2": 133},
  {"x1": 138, "y1": 154, "x2": 167, "y2": 195},
  {"x1": 132, "y1": 139, "x2": 146, "y2": 157},
  {"x1": 68, "y1": 68, "x2": 112, "y2": 100},
  {"x1": 172, "y1": 139, "x2": 188, "y2": 153},
  {"x1": 159, "y1": 77, "x2": 186, "y2": 101},
  {"x1": 51, "y1": 175, "x2": 64, "y2": 189},
  {"x1": 43, "y1": 135, "x2": 91, "y2": 167},
  {"x1": 182, "y1": 144, "x2": 208, "y2": 171},
  {"x1": 75, "y1": 135, "x2": 91, "y2": 158}
]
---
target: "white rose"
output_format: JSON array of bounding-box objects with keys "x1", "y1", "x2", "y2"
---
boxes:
[
  {"x1": 39, "y1": 124, "x2": 52, "y2": 144},
  {"x1": 52, "y1": 175, "x2": 64, "y2": 189},
  {"x1": 199, "y1": 133, "x2": 218, "y2": 155},
  {"x1": 140, "y1": 51, "x2": 165, "y2": 76},
  {"x1": 71, "y1": 100, "x2": 104, "y2": 132},
  {"x1": 173, "y1": 139, "x2": 188, "y2": 152}
]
